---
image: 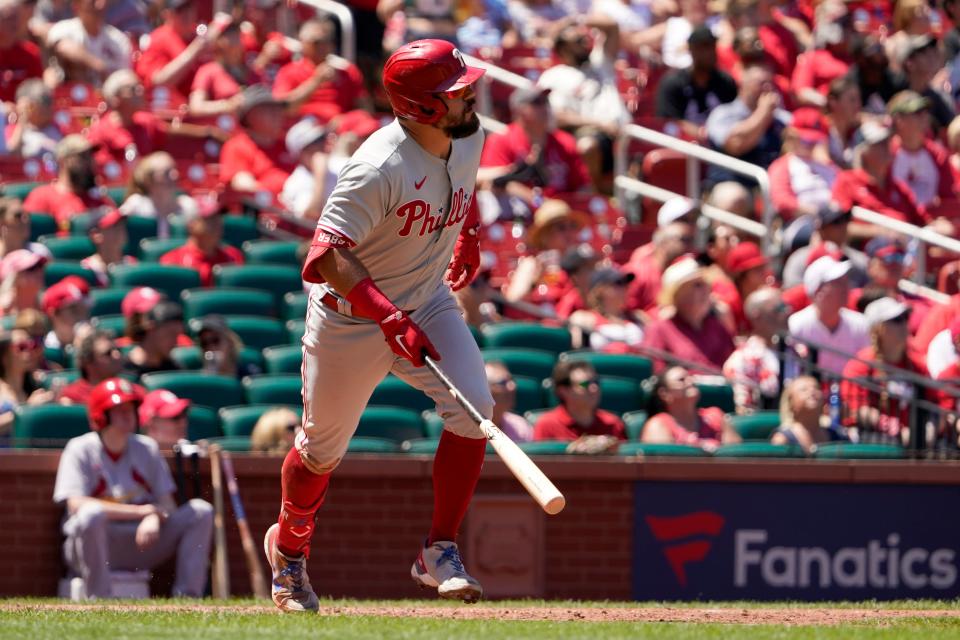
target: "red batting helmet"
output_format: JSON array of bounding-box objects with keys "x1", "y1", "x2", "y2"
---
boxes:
[
  {"x1": 88, "y1": 377, "x2": 143, "y2": 431},
  {"x1": 382, "y1": 39, "x2": 485, "y2": 125}
]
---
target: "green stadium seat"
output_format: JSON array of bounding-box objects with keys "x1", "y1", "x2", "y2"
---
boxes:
[
  {"x1": 618, "y1": 443, "x2": 711, "y2": 457},
  {"x1": 187, "y1": 406, "x2": 222, "y2": 440},
  {"x1": 347, "y1": 437, "x2": 400, "y2": 453},
  {"x1": 219, "y1": 404, "x2": 302, "y2": 438},
  {"x1": 421, "y1": 410, "x2": 445, "y2": 438},
  {"x1": 622, "y1": 410, "x2": 649, "y2": 440},
  {"x1": 370, "y1": 376, "x2": 434, "y2": 413},
  {"x1": 44, "y1": 261, "x2": 98, "y2": 287},
  {"x1": 283, "y1": 292, "x2": 308, "y2": 321},
  {"x1": 5, "y1": 182, "x2": 41, "y2": 201},
  {"x1": 89, "y1": 287, "x2": 132, "y2": 317},
  {"x1": 518, "y1": 441, "x2": 570, "y2": 455},
  {"x1": 110, "y1": 264, "x2": 202, "y2": 300},
  {"x1": 730, "y1": 411, "x2": 782, "y2": 440},
  {"x1": 243, "y1": 240, "x2": 301, "y2": 266},
  {"x1": 181, "y1": 288, "x2": 276, "y2": 320},
  {"x1": 559, "y1": 351, "x2": 653, "y2": 382},
  {"x1": 402, "y1": 437, "x2": 440, "y2": 454},
  {"x1": 480, "y1": 348, "x2": 556, "y2": 380},
  {"x1": 357, "y1": 406, "x2": 425, "y2": 442},
  {"x1": 481, "y1": 322, "x2": 572, "y2": 354},
  {"x1": 38, "y1": 234, "x2": 94, "y2": 260},
  {"x1": 70, "y1": 213, "x2": 157, "y2": 257},
  {"x1": 30, "y1": 213, "x2": 57, "y2": 241},
  {"x1": 139, "y1": 237, "x2": 184, "y2": 262},
  {"x1": 41, "y1": 369, "x2": 80, "y2": 390},
  {"x1": 713, "y1": 443, "x2": 804, "y2": 458},
  {"x1": 170, "y1": 214, "x2": 259, "y2": 248},
  {"x1": 263, "y1": 345, "x2": 302, "y2": 375},
  {"x1": 141, "y1": 372, "x2": 244, "y2": 411},
  {"x1": 523, "y1": 408, "x2": 551, "y2": 426},
  {"x1": 169, "y1": 346, "x2": 265, "y2": 373},
  {"x1": 813, "y1": 442, "x2": 906, "y2": 459},
  {"x1": 542, "y1": 376, "x2": 643, "y2": 415},
  {"x1": 90, "y1": 314, "x2": 127, "y2": 338},
  {"x1": 469, "y1": 324, "x2": 484, "y2": 348},
  {"x1": 513, "y1": 375, "x2": 545, "y2": 414},
  {"x1": 213, "y1": 265, "x2": 303, "y2": 308},
  {"x1": 207, "y1": 436, "x2": 252, "y2": 452},
  {"x1": 243, "y1": 374, "x2": 301, "y2": 405},
  {"x1": 13, "y1": 404, "x2": 89, "y2": 448},
  {"x1": 286, "y1": 319, "x2": 305, "y2": 345},
  {"x1": 697, "y1": 382, "x2": 736, "y2": 413},
  {"x1": 44, "y1": 346, "x2": 65, "y2": 367},
  {"x1": 105, "y1": 186, "x2": 127, "y2": 205},
  {"x1": 187, "y1": 315, "x2": 285, "y2": 351}
]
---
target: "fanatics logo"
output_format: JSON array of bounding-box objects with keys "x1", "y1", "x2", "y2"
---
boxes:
[{"x1": 646, "y1": 511, "x2": 725, "y2": 586}]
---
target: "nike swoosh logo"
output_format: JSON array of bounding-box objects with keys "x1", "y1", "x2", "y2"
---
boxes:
[
  {"x1": 394, "y1": 335, "x2": 413, "y2": 358},
  {"x1": 415, "y1": 176, "x2": 427, "y2": 190}
]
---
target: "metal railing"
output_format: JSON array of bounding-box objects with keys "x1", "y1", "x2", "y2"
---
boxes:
[
  {"x1": 462, "y1": 54, "x2": 534, "y2": 119},
  {"x1": 299, "y1": 0, "x2": 356, "y2": 62}
]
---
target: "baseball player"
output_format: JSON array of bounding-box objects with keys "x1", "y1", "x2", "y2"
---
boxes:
[{"x1": 263, "y1": 40, "x2": 491, "y2": 612}]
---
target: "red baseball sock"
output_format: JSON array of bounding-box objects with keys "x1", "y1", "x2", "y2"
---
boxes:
[
  {"x1": 428, "y1": 430, "x2": 486, "y2": 544},
  {"x1": 276, "y1": 447, "x2": 331, "y2": 558}
]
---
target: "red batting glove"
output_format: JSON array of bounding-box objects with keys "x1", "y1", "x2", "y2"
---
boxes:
[
  {"x1": 445, "y1": 224, "x2": 480, "y2": 292},
  {"x1": 346, "y1": 278, "x2": 440, "y2": 367}
]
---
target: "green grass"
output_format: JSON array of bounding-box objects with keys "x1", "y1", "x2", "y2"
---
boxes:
[{"x1": 3, "y1": 599, "x2": 960, "y2": 640}]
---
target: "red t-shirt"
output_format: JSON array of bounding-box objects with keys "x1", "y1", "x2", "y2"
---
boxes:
[
  {"x1": 136, "y1": 23, "x2": 203, "y2": 98},
  {"x1": 847, "y1": 288, "x2": 932, "y2": 336},
  {"x1": 840, "y1": 345, "x2": 926, "y2": 431},
  {"x1": 272, "y1": 58, "x2": 367, "y2": 123},
  {"x1": 890, "y1": 137, "x2": 960, "y2": 206},
  {"x1": 831, "y1": 168, "x2": 930, "y2": 227},
  {"x1": 86, "y1": 111, "x2": 165, "y2": 166},
  {"x1": 191, "y1": 61, "x2": 264, "y2": 100},
  {"x1": 0, "y1": 42, "x2": 43, "y2": 102},
  {"x1": 159, "y1": 242, "x2": 244, "y2": 287},
  {"x1": 219, "y1": 131, "x2": 296, "y2": 196},
  {"x1": 480, "y1": 122, "x2": 591, "y2": 196},
  {"x1": 22, "y1": 184, "x2": 115, "y2": 233},
  {"x1": 241, "y1": 30, "x2": 293, "y2": 67},
  {"x1": 711, "y1": 277, "x2": 747, "y2": 334},
  {"x1": 624, "y1": 252, "x2": 663, "y2": 314},
  {"x1": 645, "y1": 407, "x2": 725, "y2": 447},
  {"x1": 532, "y1": 404, "x2": 626, "y2": 441},
  {"x1": 782, "y1": 283, "x2": 810, "y2": 314},
  {"x1": 791, "y1": 48, "x2": 851, "y2": 98},
  {"x1": 935, "y1": 361, "x2": 960, "y2": 411},
  {"x1": 913, "y1": 294, "x2": 960, "y2": 355},
  {"x1": 60, "y1": 378, "x2": 93, "y2": 405},
  {"x1": 640, "y1": 313, "x2": 735, "y2": 371}
]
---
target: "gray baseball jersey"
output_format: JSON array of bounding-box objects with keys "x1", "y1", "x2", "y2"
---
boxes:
[{"x1": 54, "y1": 432, "x2": 177, "y2": 505}]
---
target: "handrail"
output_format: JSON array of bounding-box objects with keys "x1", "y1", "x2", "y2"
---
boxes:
[
  {"x1": 478, "y1": 113, "x2": 508, "y2": 134},
  {"x1": 298, "y1": 0, "x2": 356, "y2": 63},
  {"x1": 614, "y1": 124, "x2": 776, "y2": 253},
  {"x1": 852, "y1": 205, "x2": 960, "y2": 285},
  {"x1": 462, "y1": 53, "x2": 534, "y2": 117},
  {"x1": 613, "y1": 176, "x2": 767, "y2": 238},
  {"x1": 898, "y1": 279, "x2": 950, "y2": 305}
]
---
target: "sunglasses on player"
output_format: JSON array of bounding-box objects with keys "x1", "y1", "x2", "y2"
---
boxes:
[{"x1": 438, "y1": 85, "x2": 472, "y2": 100}]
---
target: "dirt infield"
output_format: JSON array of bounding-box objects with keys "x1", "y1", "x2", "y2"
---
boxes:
[{"x1": 5, "y1": 602, "x2": 960, "y2": 625}]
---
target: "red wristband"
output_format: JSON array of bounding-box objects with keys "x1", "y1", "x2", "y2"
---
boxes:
[{"x1": 345, "y1": 277, "x2": 399, "y2": 322}]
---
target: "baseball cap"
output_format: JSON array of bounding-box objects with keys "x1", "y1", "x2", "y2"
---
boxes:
[
  {"x1": 805, "y1": 241, "x2": 843, "y2": 266},
  {"x1": 857, "y1": 121, "x2": 893, "y2": 147},
  {"x1": 88, "y1": 207, "x2": 127, "y2": 231},
  {"x1": 193, "y1": 314, "x2": 229, "y2": 336},
  {"x1": 804, "y1": 255, "x2": 852, "y2": 297},
  {"x1": 897, "y1": 34, "x2": 937, "y2": 66},
  {"x1": 146, "y1": 301, "x2": 184, "y2": 325},
  {"x1": 863, "y1": 297, "x2": 910, "y2": 328},
  {"x1": 41, "y1": 278, "x2": 88, "y2": 315},
  {"x1": 138, "y1": 389, "x2": 191, "y2": 424},
  {"x1": 724, "y1": 241, "x2": 768, "y2": 275},
  {"x1": 560, "y1": 244, "x2": 598, "y2": 274},
  {"x1": 688, "y1": 25, "x2": 717, "y2": 45},
  {"x1": 286, "y1": 117, "x2": 327, "y2": 157},
  {"x1": 237, "y1": 84, "x2": 285, "y2": 122},
  {"x1": 659, "y1": 254, "x2": 705, "y2": 306},
  {"x1": 816, "y1": 204, "x2": 851, "y2": 228},
  {"x1": 888, "y1": 90, "x2": 930, "y2": 116},
  {"x1": 865, "y1": 236, "x2": 906, "y2": 262},
  {"x1": 0, "y1": 249, "x2": 46, "y2": 280},
  {"x1": 55, "y1": 134, "x2": 97, "y2": 162},
  {"x1": 589, "y1": 267, "x2": 635, "y2": 290},
  {"x1": 180, "y1": 194, "x2": 223, "y2": 224},
  {"x1": 790, "y1": 107, "x2": 828, "y2": 143},
  {"x1": 657, "y1": 197, "x2": 697, "y2": 227},
  {"x1": 121, "y1": 286, "x2": 164, "y2": 318},
  {"x1": 509, "y1": 86, "x2": 550, "y2": 113}
]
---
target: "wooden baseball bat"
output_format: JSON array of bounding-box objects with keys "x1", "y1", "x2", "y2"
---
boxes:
[
  {"x1": 424, "y1": 356, "x2": 566, "y2": 515},
  {"x1": 208, "y1": 444, "x2": 230, "y2": 599},
  {"x1": 219, "y1": 449, "x2": 269, "y2": 599}
]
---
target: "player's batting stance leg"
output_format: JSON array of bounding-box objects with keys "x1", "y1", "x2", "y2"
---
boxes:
[{"x1": 264, "y1": 40, "x2": 491, "y2": 612}]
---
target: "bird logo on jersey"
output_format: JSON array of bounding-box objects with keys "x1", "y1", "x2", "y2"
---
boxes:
[{"x1": 395, "y1": 188, "x2": 472, "y2": 237}]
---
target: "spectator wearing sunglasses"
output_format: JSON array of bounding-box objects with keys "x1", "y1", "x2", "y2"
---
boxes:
[
  {"x1": 0, "y1": 327, "x2": 55, "y2": 438},
  {"x1": 159, "y1": 195, "x2": 244, "y2": 287},
  {"x1": 641, "y1": 366, "x2": 741, "y2": 450},
  {"x1": 59, "y1": 330, "x2": 124, "y2": 406},
  {"x1": 251, "y1": 407, "x2": 301, "y2": 455},
  {"x1": 840, "y1": 297, "x2": 924, "y2": 442},
  {"x1": 485, "y1": 361, "x2": 533, "y2": 443},
  {"x1": 139, "y1": 389, "x2": 191, "y2": 450},
  {"x1": 533, "y1": 360, "x2": 626, "y2": 442},
  {"x1": 194, "y1": 314, "x2": 261, "y2": 378},
  {"x1": 0, "y1": 249, "x2": 46, "y2": 317},
  {"x1": 848, "y1": 237, "x2": 932, "y2": 335},
  {"x1": 119, "y1": 152, "x2": 197, "y2": 240},
  {"x1": 41, "y1": 276, "x2": 91, "y2": 350},
  {"x1": 122, "y1": 301, "x2": 184, "y2": 379}
]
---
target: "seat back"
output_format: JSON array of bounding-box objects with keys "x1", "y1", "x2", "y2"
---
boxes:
[
  {"x1": 170, "y1": 214, "x2": 259, "y2": 247},
  {"x1": 38, "y1": 235, "x2": 95, "y2": 260},
  {"x1": 13, "y1": 405, "x2": 90, "y2": 448},
  {"x1": 219, "y1": 404, "x2": 302, "y2": 438},
  {"x1": 357, "y1": 406, "x2": 425, "y2": 442},
  {"x1": 44, "y1": 261, "x2": 98, "y2": 287},
  {"x1": 213, "y1": 265, "x2": 303, "y2": 308},
  {"x1": 89, "y1": 287, "x2": 132, "y2": 317},
  {"x1": 283, "y1": 292, "x2": 309, "y2": 321},
  {"x1": 481, "y1": 322, "x2": 572, "y2": 354},
  {"x1": 559, "y1": 351, "x2": 653, "y2": 382},
  {"x1": 141, "y1": 372, "x2": 244, "y2": 411},
  {"x1": 242, "y1": 240, "x2": 301, "y2": 266},
  {"x1": 181, "y1": 288, "x2": 276, "y2": 320},
  {"x1": 169, "y1": 346, "x2": 264, "y2": 373},
  {"x1": 243, "y1": 374, "x2": 302, "y2": 405},
  {"x1": 189, "y1": 315, "x2": 285, "y2": 351},
  {"x1": 139, "y1": 237, "x2": 185, "y2": 262},
  {"x1": 110, "y1": 264, "x2": 202, "y2": 300},
  {"x1": 370, "y1": 376, "x2": 434, "y2": 413},
  {"x1": 729, "y1": 411, "x2": 781, "y2": 440},
  {"x1": 263, "y1": 345, "x2": 303, "y2": 375},
  {"x1": 187, "y1": 406, "x2": 223, "y2": 440},
  {"x1": 481, "y1": 348, "x2": 556, "y2": 380}
]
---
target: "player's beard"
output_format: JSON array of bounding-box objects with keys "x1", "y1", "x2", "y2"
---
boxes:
[{"x1": 444, "y1": 111, "x2": 481, "y2": 139}]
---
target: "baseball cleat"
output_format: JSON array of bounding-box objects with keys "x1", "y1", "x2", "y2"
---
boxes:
[
  {"x1": 410, "y1": 540, "x2": 483, "y2": 604},
  {"x1": 263, "y1": 523, "x2": 320, "y2": 612}
]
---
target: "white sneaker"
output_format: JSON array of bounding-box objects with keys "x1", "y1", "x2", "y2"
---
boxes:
[
  {"x1": 410, "y1": 540, "x2": 483, "y2": 603},
  {"x1": 263, "y1": 523, "x2": 320, "y2": 612}
]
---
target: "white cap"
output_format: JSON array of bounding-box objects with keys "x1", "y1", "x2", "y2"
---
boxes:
[
  {"x1": 285, "y1": 117, "x2": 327, "y2": 157},
  {"x1": 863, "y1": 297, "x2": 910, "y2": 328},
  {"x1": 657, "y1": 197, "x2": 696, "y2": 227},
  {"x1": 804, "y1": 256, "x2": 852, "y2": 297}
]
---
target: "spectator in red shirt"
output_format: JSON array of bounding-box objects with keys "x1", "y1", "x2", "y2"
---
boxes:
[
  {"x1": 533, "y1": 360, "x2": 626, "y2": 442},
  {"x1": 888, "y1": 90, "x2": 960, "y2": 211},
  {"x1": 81, "y1": 208, "x2": 138, "y2": 286},
  {"x1": 237, "y1": 0, "x2": 293, "y2": 81},
  {"x1": 272, "y1": 16, "x2": 371, "y2": 123},
  {"x1": 22, "y1": 135, "x2": 115, "y2": 233},
  {"x1": 478, "y1": 86, "x2": 591, "y2": 206},
  {"x1": 640, "y1": 255, "x2": 736, "y2": 371},
  {"x1": 121, "y1": 300, "x2": 185, "y2": 378},
  {"x1": 790, "y1": 0, "x2": 855, "y2": 108},
  {"x1": 219, "y1": 85, "x2": 295, "y2": 195},
  {"x1": 848, "y1": 236, "x2": 932, "y2": 335},
  {"x1": 625, "y1": 210, "x2": 696, "y2": 315},
  {"x1": 555, "y1": 245, "x2": 599, "y2": 320},
  {"x1": 136, "y1": 0, "x2": 231, "y2": 99},
  {"x1": 641, "y1": 365, "x2": 741, "y2": 450},
  {"x1": 41, "y1": 276, "x2": 91, "y2": 350},
  {"x1": 159, "y1": 196, "x2": 244, "y2": 286},
  {"x1": 189, "y1": 21, "x2": 264, "y2": 117},
  {"x1": 0, "y1": 0, "x2": 43, "y2": 104},
  {"x1": 58, "y1": 330, "x2": 123, "y2": 405},
  {"x1": 714, "y1": 241, "x2": 772, "y2": 334}
]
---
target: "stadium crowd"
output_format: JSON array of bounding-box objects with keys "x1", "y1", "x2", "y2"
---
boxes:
[{"x1": 3, "y1": 0, "x2": 960, "y2": 465}]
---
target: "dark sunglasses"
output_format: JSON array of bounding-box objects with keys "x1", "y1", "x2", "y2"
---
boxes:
[
  {"x1": 14, "y1": 337, "x2": 42, "y2": 352},
  {"x1": 572, "y1": 378, "x2": 600, "y2": 389},
  {"x1": 879, "y1": 252, "x2": 905, "y2": 265}
]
